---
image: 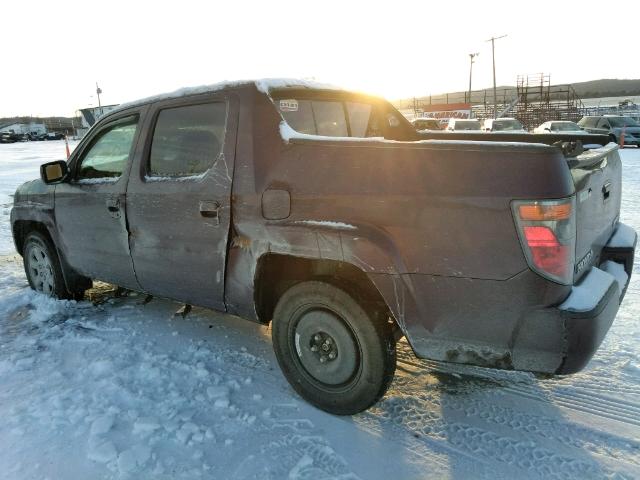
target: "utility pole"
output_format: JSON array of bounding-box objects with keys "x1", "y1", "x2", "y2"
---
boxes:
[
  {"x1": 468, "y1": 52, "x2": 479, "y2": 105},
  {"x1": 486, "y1": 35, "x2": 507, "y2": 118},
  {"x1": 96, "y1": 82, "x2": 103, "y2": 116}
]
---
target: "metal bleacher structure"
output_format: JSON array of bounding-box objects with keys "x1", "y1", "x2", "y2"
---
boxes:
[
  {"x1": 470, "y1": 74, "x2": 586, "y2": 130},
  {"x1": 402, "y1": 74, "x2": 640, "y2": 131}
]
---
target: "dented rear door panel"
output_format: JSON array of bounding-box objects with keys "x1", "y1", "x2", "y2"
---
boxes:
[{"x1": 126, "y1": 93, "x2": 239, "y2": 310}]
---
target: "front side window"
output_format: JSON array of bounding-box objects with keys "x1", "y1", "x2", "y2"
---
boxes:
[
  {"x1": 149, "y1": 102, "x2": 226, "y2": 177},
  {"x1": 77, "y1": 117, "x2": 138, "y2": 180}
]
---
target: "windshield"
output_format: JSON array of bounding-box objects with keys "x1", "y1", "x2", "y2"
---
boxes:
[
  {"x1": 455, "y1": 120, "x2": 481, "y2": 130},
  {"x1": 551, "y1": 122, "x2": 582, "y2": 131},
  {"x1": 608, "y1": 117, "x2": 640, "y2": 128},
  {"x1": 493, "y1": 119, "x2": 523, "y2": 131}
]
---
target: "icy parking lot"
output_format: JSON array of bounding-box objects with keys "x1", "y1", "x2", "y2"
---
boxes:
[{"x1": 0, "y1": 141, "x2": 639, "y2": 479}]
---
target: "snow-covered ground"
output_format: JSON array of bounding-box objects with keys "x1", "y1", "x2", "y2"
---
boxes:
[{"x1": 1, "y1": 141, "x2": 639, "y2": 479}]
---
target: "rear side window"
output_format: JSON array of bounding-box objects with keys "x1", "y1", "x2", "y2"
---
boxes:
[
  {"x1": 77, "y1": 117, "x2": 138, "y2": 180},
  {"x1": 148, "y1": 103, "x2": 226, "y2": 177},
  {"x1": 277, "y1": 99, "x2": 382, "y2": 138}
]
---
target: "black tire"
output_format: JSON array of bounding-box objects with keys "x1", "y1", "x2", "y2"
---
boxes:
[
  {"x1": 609, "y1": 134, "x2": 617, "y2": 144},
  {"x1": 272, "y1": 281, "x2": 396, "y2": 415},
  {"x1": 23, "y1": 231, "x2": 85, "y2": 300}
]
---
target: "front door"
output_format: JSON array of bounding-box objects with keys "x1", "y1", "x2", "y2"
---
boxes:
[
  {"x1": 126, "y1": 95, "x2": 238, "y2": 310},
  {"x1": 54, "y1": 112, "x2": 143, "y2": 289}
]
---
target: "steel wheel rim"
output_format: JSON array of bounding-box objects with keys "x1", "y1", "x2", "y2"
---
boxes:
[
  {"x1": 26, "y1": 244, "x2": 55, "y2": 295},
  {"x1": 292, "y1": 307, "x2": 360, "y2": 388}
]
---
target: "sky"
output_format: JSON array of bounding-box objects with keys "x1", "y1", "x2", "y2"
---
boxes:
[{"x1": 2, "y1": 0, "x2": 638, "y2": 117}]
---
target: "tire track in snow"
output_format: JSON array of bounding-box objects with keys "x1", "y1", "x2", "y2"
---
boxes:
[
  {"x1": 389, "y1": 348, "x2": 640, "y2": 477},
  {"x1": 389, "y1": 374, "x2": 640, "y2": 469},
  {"x1": 396, "y1": 345, "x2": 640, "y2": 429},
  {"x1": 362, "y1": 393, "x2": 637, "y2": 480}
]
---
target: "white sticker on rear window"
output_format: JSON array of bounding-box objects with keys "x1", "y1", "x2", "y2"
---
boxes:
[{"x1": 280, "y1": 99, "x2": 299, "y2": 112}]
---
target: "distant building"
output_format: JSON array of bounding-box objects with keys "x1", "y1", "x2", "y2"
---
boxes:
[
  {"x1": 0, "y1": 122, "x2": 47, "y2": 136},
  {"x1": 76, "y1": 105, "x2": 119, "y2": 137}
]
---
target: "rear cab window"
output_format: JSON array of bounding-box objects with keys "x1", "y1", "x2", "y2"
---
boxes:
[
  {"x1": 271, "y1": 90, "x2": 414, "y2": 141},
  {"x1": 147, "y1": 102, "x2": 226, "y2": 179}
]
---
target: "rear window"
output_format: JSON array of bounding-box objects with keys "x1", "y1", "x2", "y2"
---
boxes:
[
  {"x1": 148, "y1": 103, "x2": 226, "y2": 177},
  {"x1": 608, "y1": 116, "x2": 639, "y2": 128},
  {"x1": 277, "y1": 98, "x2": 384, "y2": 138},
  {"x1": 578, "y1": 117, "x2": 598, "y2": 128},
  {"x1": 493, "y1": 119, "x2": 524, "y2": 131},
  {"x1": 551, "y1": 122, "x2": 581, "y2": 132},
  {"x1": 454, "y1": 120, "x2": 481, "y2": 130}
]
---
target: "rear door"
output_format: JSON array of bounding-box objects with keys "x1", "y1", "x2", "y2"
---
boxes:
[
  {"x1": 126, "y1": 94, "x2": 238, "y2": 310},
  {"x1": 54, "y1": 112, "x2": 143, "y2": 289}
]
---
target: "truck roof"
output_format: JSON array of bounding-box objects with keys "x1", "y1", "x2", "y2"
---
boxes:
[{"x1": 108, "y1": 78, "x2": 346, "y2": 118}]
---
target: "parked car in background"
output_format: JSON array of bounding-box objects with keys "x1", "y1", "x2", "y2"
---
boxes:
[
  {"x1": 533, "y1": 121, "x2": 584, "y2": 134},
  {"x1": 11, "y1": 79, "x2": 635, "y2": 415},
  {"x1": 578, "y1": 115, "x2": 640, "y2": 147},
  {"x1": 411, "y1": 118, "x2": 442, "y2": 131},
  {"x1": 482, "y1": 117, "x2": 526, "y2": 132},
  {"x1": 0, "y1": 132, "x2": 16, "y2": 143},
  {"x1": 446, "y1": 118, "x2": 481, "y2": 131},
  {"x1": 45, "y1": 132, "x2": 65, "y2": 140}
]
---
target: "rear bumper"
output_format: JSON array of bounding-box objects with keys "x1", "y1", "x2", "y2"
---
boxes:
[
  {"x1": 513, "y1": 253, "x2": 633, "y2": 375},
  {"x1": 498, "y1": 221, "x2": 636, "y2": 374},
  {"x1": 370, "y1": 222, "x2": 636, "y2": 375},
  {"x1": 551, "y1": 223, "x2": 636, "y2": 374}
]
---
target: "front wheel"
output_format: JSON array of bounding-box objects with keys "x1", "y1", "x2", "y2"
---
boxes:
[
  {"x1": 23, "y1": 232, "x2": 84, "y2": 300},
  {"x1": 272, "y1": 281, "x2": 396, "y2": 415}
]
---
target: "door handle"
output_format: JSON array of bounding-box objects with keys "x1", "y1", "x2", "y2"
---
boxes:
[
  {"x1": 106, "y1": 197, "x2": 121, "y2": 218},
  {"x1": 199, "y1": 200, "x2": 221, "y2": 225}
]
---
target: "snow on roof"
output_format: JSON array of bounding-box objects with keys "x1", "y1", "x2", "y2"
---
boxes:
[{"x1": 109, "y1": 78, "x2": 345, "y2": 117}]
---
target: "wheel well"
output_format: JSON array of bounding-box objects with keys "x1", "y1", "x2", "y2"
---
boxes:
[
  {"x1": 254, "y1": 254, "x2": 398, "y2": 332},
  {"x1": 12, "y1": 220, "x2": 53, "y2": 256},
  {"x1": 13, "y1": 220, "x2": 91, "y2": 295}
]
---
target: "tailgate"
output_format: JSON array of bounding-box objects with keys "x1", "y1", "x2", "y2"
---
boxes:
[{"x1": 571, "y1": 143, "x2": 622, "y2": 282}]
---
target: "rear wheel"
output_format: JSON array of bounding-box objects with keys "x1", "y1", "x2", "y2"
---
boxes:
[
  {"x1": 272, "y1": 281, "x2": 396, "y2": 415},
  {"x1": 23, "y1": 232, "x2": 85, "y2": 300}
]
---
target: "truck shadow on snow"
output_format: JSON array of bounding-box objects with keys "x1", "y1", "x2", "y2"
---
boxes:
[{"x1": 357, "y1": 341, "x2": 640, "y2": 479}]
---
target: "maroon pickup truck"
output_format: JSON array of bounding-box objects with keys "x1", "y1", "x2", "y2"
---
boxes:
[{"x1": 11, "y1": 79, "x2": 637, "y2": 414}]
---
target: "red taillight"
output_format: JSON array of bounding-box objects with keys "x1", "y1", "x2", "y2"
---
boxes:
[
  {"x1": 523, "y1": 226, "x2": 570, "y2": 277},
  {"x1": 512, "y1": 198, "x2": 576, "y2": 284}
]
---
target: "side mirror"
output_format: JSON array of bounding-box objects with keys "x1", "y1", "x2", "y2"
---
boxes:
[
  {"x1": 40, "y1": 160, "x2": 69, "y2": 184},
  {"x1": 544, "y1": 127, "x2": 551, "y2": 132}
]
